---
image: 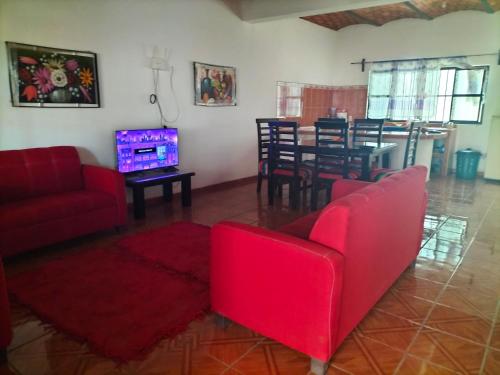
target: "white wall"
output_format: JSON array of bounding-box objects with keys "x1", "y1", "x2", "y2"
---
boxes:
[
  {"x1": 0, "y1": 0, "x2": 339, "y2": 191},
  {"x1": 332, "y1": 11, "x2": 500, "y2": 171},
  {"x1": 1, "y1": 2, "x2": 498, "y2": 184}
]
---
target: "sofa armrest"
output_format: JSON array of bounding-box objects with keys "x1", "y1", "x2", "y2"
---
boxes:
[
  {"x1": 0, "y1": 259, "x2": 12, "y2": 351},
  {"x1": 82, "y1": 164, "x2": 127, "y2": 226},
  {"x1": 211, "y1": 221, "x2": 344, "y2": 361},
  {"x1": 332, "y1": 179, "x2": 372, "y2": 201}
]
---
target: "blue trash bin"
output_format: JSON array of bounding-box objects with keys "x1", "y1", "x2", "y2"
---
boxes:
[{"x1": 456, "y1": 149, "x2": 481, "y2": 180}]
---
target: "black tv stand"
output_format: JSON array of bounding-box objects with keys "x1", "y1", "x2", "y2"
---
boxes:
[{"x1": 125, "y1": 169, "x2": 195, "y2": 219}]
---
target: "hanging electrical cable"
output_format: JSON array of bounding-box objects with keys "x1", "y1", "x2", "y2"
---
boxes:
[{"x1": 150, "y1": 66, "x2": 180, "y2": 127}]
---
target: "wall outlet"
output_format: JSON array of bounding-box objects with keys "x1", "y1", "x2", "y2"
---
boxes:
[{"x1": 151, "y1": 57, "x2": 170, "y2": 71}]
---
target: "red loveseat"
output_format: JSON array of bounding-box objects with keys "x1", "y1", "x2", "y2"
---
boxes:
[
  {"x1": 0, "y1": 259, "x2": 11, "y2": 362},
  {"x1": 0, "y1": 146, "x2": 127, "y2": 258},
  {"x1": 211, "y1": 166, "x2": 427, "y2": 374}
]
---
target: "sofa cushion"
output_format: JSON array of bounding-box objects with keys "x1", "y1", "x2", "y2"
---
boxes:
[
  {"x1": 0, "y1": 190, "x2": 116, "y2": 230},
  {"x1": 0, "y1": 146, "x2": 83, "y2": 204},
  {"x1": 277, "y1": 211, "x2": 321, "y2": 240}
]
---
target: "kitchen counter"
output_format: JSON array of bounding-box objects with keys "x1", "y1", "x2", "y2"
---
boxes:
[{"x1": 298, "y1": 126, "x2": 455, "y2": 179}]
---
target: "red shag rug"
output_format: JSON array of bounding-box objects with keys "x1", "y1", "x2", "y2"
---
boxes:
[{"x1": 8, "y1": 221, "x2": 211, "y2": 362}]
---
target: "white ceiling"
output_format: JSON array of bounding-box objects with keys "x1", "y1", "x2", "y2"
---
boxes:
[{"x1": 224, "y1": 0, "x2": 404, "y2": 22}]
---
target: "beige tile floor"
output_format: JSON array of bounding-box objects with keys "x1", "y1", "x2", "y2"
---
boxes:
[{"x1": 2, "y1": 175, "x2": 500, "y2": 374}]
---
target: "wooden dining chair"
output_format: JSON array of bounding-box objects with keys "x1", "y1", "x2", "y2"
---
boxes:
[
  {"x1": 311, "y1": 120, "x2": 352, "y2": 210},
  {"x1": 370, "y1": 121, "x2": 423, "y2": 181},
  {"x1": 352, "y1": 118, "x2": 385, "y2": 145},
  {"x1": 349, "y1": 118, "x2": 385, "y2": 178},
  {"x1": 403, "y1": 121, "x2": 423, "y2": 169},
  {"x1": 256, "y1": 118, "x2": 279, "y2": 193},
  {"x1": 268, "y1": 121, "x2": 311, "y2": 209}
]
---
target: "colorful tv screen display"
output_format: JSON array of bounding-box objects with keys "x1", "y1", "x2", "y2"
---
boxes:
[{"x1": 115, "y1": 128, "x2": 179, "y2": 173}]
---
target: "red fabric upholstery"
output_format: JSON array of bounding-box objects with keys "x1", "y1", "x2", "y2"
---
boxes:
[
  {"x1": 318, "y1": 169, "x2": 359, "y2": 180},
  {"x1": 331, "y1": 179, "x2": 372, "y2": 201},
  {"x1": 0, "y1": 146, "x2": 83, "y2": 204},
  {"x1": 211, "y1": 222, "x2": 344, "y2": 362},
  {"x1": 0, "y1": 191, "x2": 115, "y2": 230},
  {"x1": 258, "y1": 160, "x2": 269, "y2": 176},
  {"x1": 277, "y1": 210, "x2": 321, "y2": 240},
  {"x1": 83, "y1": 165, "x2": 127, "y2": 226},
  {"x1": 309, "y1": 166, "x2": 427, "y2": 347},
  {"x1": 0, "y1": 147, "x2": 127, "y2": 257},
  {"x1": 273, "y1": 167, "x2": 312, "y2": 180},
  {"x1": 211, "y1": 166, "x2": 427, "y2": 362},
  {"x1": 0, "y1": 259, "x2": 12, "y2": 350}
]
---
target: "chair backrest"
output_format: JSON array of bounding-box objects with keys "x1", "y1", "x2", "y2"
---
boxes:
[
  {"x1": 314, "y1": 120, "x2": 349, "y2": 178},
  {"x1": 268, "y1": 121, "x2": 300, "y2": 178},
  {"x1": 256, "y1": 118, "x2": 279, "y2": 163},
  {"x1": 403, "y1": 121, "x2": 423, "y2": 169},
  {"x1": 352, "y1": 118, "x2": 384, "y2": 146}
]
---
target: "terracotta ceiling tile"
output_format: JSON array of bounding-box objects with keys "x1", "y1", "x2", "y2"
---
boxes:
[
  {"x1": 301, "y1": 0, "x2": 497, "y2": 31},
  {"x1": 411, "y1": 0, "x2": 486, "y2": 18},
  {"x1": 302, "y1": 12, "x2": 360, "y2": 31},
  {"x1": 483, "y1": 0, "x2": 500, "y2": 11},
  {"x1": 352, "y1": 2, "x2": 424, "y2": 25}
]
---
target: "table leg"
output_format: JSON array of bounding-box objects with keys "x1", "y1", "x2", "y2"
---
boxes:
[
  {"x1": 361, "y1": 155, "x2": 371, "y2": 181},
  {"x1": 132, "y1": 186, "x2": 146, "y2": 219},
  {"x1": 382, "y1": 152, "x2": 391, "y2": 168},
  {"x1": 163, "y1": 182, "x2": 173, "y2": 202},
  {"x1": 181, "y1": 177, "x2": 192, "y2": 207}
]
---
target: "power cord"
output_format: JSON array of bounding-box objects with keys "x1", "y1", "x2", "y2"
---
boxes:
[{"x1": 151, "y1": 67, "x2": 180, "y2": 127}]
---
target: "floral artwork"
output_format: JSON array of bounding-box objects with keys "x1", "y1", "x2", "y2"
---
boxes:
[
  {"x1": 193, "y1": 62, "x2": 236, "y2": 106},
  {"x1": 6, "y1": 42, "x2": 100, "y2": 107}
]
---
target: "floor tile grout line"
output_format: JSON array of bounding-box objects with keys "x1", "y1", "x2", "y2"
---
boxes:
[
  {"x1": 388, "y1": 283, "x2": 496, "y2": 323},
  {"x1": 478, "y1": 299, "x2": 500, "y2": 374},
  {"x1": 5, "y1": 360, "x2": 22, "y2": 375},
  {"x1": 392, "y1": 198, "x2": 497, "y2": 375},
  {"x1": 220, "y1": 337, "x2": 266, "y2": 374},
  {"x1": 353, "y1": 329, "x2": 461, "y2": 374},
  {"x1": 7, "y1": 329, "x2": 53, "y2": 353},
  {"x1": 404, "y1": 352, "x2": 466, "y2": 374},
  {"x1": 329, "y1": 362, "x2": 355, "y2": 374}
]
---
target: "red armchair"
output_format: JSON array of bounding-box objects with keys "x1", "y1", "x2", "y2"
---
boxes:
[
  {"x1": 0, "y1": 259, "x2": 11, "y2": 362},
  {"x1": 0, "y1": 146, "x2": 127, "y2": 257},
  {"x1": 211, "y1": 166, "x2": 427, "y2": 374}
]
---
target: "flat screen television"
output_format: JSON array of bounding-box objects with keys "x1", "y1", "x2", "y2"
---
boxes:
[{"x1": 115, "y1": 128, "x2": 179, "y2": 173}]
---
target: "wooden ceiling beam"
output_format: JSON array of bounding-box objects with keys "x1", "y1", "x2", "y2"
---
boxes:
[
  {"x1": 480, "y1": 0, "x2": 495, "y2": 13},
  {"x1": 404, "y1": 1, "x2": 433, "y2": 20},
  {"x1": 346, "y1": 10, "x2": 381, "y2": 26}
]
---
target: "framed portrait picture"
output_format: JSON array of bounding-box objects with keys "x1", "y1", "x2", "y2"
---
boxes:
[
  {"x1": 193, "y1": 62, "x2": 236, "y2": 106},
  {"x1": 6, "y1": 42, "x2": 100, "y2": 108}
]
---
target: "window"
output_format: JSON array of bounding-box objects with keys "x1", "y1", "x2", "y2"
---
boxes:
[
  {"x1": 277, "y1": 82, "x2": 302, "y2": 118},
  {"x1": 367, "y1": 66, "x2": 488, "y2": 124},
  {"x1": 430, "y1": 67, "x2": 488, "y2": 124}
]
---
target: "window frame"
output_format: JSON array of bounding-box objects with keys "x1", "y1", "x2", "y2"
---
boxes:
[
  {"x1": 276, "y1": 83, "x2": 303, "y2": 118},
  {"x1": 366, "y1": 65, "x2": 489, "y2": 125},
  {"x1": 447, "y1": 65, "x2": 488, "y2": 125}
]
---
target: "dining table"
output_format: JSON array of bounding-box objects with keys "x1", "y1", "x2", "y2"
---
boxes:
[{"x1": 294, "y1": 129, "x2": 399, "y2": 181}]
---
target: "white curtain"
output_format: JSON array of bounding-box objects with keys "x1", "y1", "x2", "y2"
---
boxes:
[{"x1": 367, "y1": 57, "x2": 468, "y2": 121}]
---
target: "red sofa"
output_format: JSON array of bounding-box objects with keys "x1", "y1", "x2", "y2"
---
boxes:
[
  {"x1": 0, "y1": 146, "x2": 127, "y2": 258},
  {"x1": 0, "y1": 259, "x2": 11, "y2": 362},
  {"x1": 211, "y1": 166, "x2": 427, "y2": 374}
]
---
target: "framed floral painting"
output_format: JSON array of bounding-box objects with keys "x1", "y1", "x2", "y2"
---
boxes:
[
  {"x1": 6, "y1": 42, "x2": 100, "y2": 107},
  {"x1": 194, "y1": 62, "x2": 236, "y2": 106}
]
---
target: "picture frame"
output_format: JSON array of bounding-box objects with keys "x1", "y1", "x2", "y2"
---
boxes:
[
  {"x1": 193, "y1": 61, "x2": 236, "y2": 106},
  {"x1": 6, "y1": 41, "x2": 100, "y2": 108}
]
